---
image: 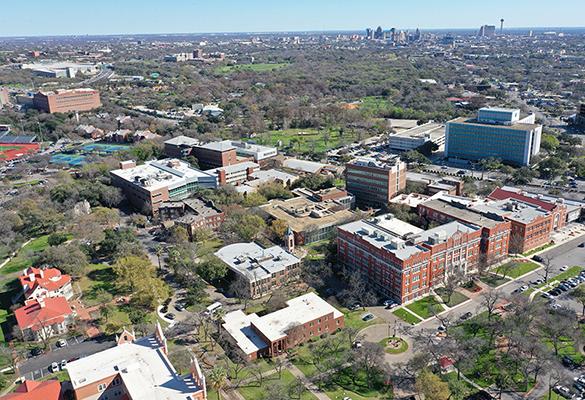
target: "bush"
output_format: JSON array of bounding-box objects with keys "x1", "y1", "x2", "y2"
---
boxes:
[{"x1": 47, "y1": 232, "x2": 69, "y2": 247}]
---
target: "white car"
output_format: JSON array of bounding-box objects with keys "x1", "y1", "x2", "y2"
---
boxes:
[
  {"x1": 50, "y1": 362, "x2": 59, "y2": 373},
  {"x1": 519, "y1": 285, "x2": 529, "y2": 292},
  {"x1": 560, "y1": 265, "x2": 569, "y2": 272}
]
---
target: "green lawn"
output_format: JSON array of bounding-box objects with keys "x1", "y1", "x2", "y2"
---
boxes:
[
  {"x1": 323, "y1": 368, "x2": 391, "y2": 399},
  {"x1": 541, "y1": 392, "x2": 566, "y2": 400},
  {"x1": 442, "y1": 372, "x2": 479, "y2": 398},
  {"x1": 393, "y1": 308, "x2": 422, "y2": 325},
  {"x1": 435, "y1": 289, "x2": 469, "y2": 308},
  {"x1": 499, "y1": 261, "x2": 540, "y2": 279},
  {"x1": 0, "y1": 234, "x2": 67, "y2": 275},
  {"x1": 378, "y1": 336, "x2": 408, "y2": 354},
  {"x1": 342, "y1": 309, "x2": 377, "y2": 331},
  {"x1": 305, "y1": 240, "x2": 329, "y2": 261},
  {"x1": 237, "y1": 369, "x2": 317, "y2": 400},
  {"x1": 78, "y1": 264, "x2": 120, "y2": 307},
  {"x1": 248, "y1": 128, "x2": 368, "y2": 155},
  {"x1": 215, "y1": 63, "x2": 289, "y2": 74},
  {"x1": 359, "y1": 96, "x2": 392, "y2": 114},
  {"x1": 480, "y1": 274, "x2": 511, "y2": 288},
  {"x1": 196, "y1": 239, "x2": 223, "y2": 258},
  {"x1": 406, "y1": 297, "x2": 445, "y2": 319}
]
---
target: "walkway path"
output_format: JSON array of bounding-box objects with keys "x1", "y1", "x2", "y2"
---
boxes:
[{"x1": 287, "y1": 362, "x2": 332, "y2": 400}]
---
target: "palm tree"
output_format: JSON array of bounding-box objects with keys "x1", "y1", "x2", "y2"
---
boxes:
[{"x1": 208, "y1": 366, "x2": 227, "y2": 400}]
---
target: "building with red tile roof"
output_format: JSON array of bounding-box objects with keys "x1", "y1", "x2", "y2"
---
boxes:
[
  {"x1": 14, "y1": 297, "x2": 74, "y2": 341},
  {"x1": 0, "y1": 379, "x2": 61, "y2": 400},
  {"x1": 18, "y1": 267, "x2": 73, "y2": 301}
]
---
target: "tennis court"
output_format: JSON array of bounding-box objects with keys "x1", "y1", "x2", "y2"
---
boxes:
[
  {"x1": 81, "y1": 143, "x2": 129, "y2": 154},
  {"x1": 50, "y1": 153, "x2": 87, "y2": 166}
]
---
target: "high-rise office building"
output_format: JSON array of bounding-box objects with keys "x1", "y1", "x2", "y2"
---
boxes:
[
  {"x1": 374, "y1": 26, "x2": 384, "y2": 40},
  {"x1": 478, "y1": 25, "x2": 496, "y2": 37},
  {"x1": 445, "y1": 107, "x2": 542, "y2": 166},
  {"x1": 345, "y1": 157, "x2": 406, "y2": 207}
]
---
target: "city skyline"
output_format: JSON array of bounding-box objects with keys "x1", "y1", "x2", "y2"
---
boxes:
[{"x1": 1, "y1": 0, "x2": 585, "y2": 37}]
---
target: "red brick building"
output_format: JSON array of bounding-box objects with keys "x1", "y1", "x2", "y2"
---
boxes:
[
  {"x1": 33, "y1": 89, "x2": 101, "y2": 114},
  {"x1": 345, "y1": 157, "x2": 406, "y2": 207},
  {"x1": 0, "y1": 380, "x2": 61, "y2": 400},
  {"x1": 223, "y1": 293, "x2": 344, "y2": 360},
  {"x1": 192, "y1": 141, "x2": 238, "y2": 170},
  {"x1": 489, "y1": 187, "x2": 566, "y2": 230},
  {"x1": 417, "y1": 198, "x2": 511, "y2": 263},
  {"x1": 337, "y1": 215, "x2": 482, "y2": 304}
]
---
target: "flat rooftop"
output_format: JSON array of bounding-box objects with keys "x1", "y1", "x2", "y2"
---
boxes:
[
  {"x1": 421, "y1": 198, "x2": 505, "y2": 228},
  {"x1": 111, "y1": 159, "x2": 216, "y2": 192},
  {"x1": 164, "y1": 135, "x2": 199, "y2": 146},
  {"x1": 260, "y1": 196, "x2": 355, "y2": 233},
  {"x1": 282, "y1": 158, "x2": 326, "y2": 174},
  {"x1": 197, "y1": 140, "x2": 235, "y2": 152},
  {"x1": 448, "y1": 116, "x2": 540, "y2": 131},
  {"x1": 413, "y1": 221, "x2": 480, "y2": 245},
  {"x1": 223, "y1": 292, "x2": 343, "y2": 352},
  {"x1": 338, "y1": 215, "x2": 428, "y2": 261},
  {"x1": 471, "y1": 199, "x2": 549, "y2": 224},
  {"x1": 67, "y1": 335, "x2": 203, "y2": 400},
  {"x1": 206, "y1": 161, "x2": 259, "y2": 175},
  {"x1": 215, "y1": 242, "x2": 300, "y2": 282},
  {"x1": 392, "y1": 122, "x2": 445, "y2": 138}
]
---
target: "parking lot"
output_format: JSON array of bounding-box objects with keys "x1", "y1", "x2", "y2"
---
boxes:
[{"x1": 19, "y1": 337, "x2": 115, "y2": 381}]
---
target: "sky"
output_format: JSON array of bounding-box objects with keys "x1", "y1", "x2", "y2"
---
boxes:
[{"x1": 1, "y1": 0, "x2": 584, "y2": 37}]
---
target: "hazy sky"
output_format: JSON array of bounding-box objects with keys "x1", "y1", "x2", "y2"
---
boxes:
[{"x1": 1, "y1": 0, "x2": 584, "y2": 37}]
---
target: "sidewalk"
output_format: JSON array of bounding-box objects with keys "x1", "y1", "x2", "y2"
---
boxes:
[{"x1": 287, "y1": 363, "x2": 331, "y2": 400}]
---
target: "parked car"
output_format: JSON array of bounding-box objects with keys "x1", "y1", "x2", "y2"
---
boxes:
[
  {"x1": 352, "y1": 340, "x2": 362, "y2": 349},
  {"x1": 459, "y1": 312, "x2": 473, "y2": 321},
  {"x1": 56, "y1": 339, "x2": 67, "y2": 348},
  {"x1": 174, "y1": 303, "x2": 186, "y2": 312},
  {"x1": 578, "y1": 242, "x2": 585, "y2": 248},
  {"x1": 30, "y1": 347, "x2": 43, "y2": 357},
  {"x1": 519, "y1": 285, "x2": 529, "y2": 292},
  {"x1": 60, "y1": 360, "x2": 67, "y2": 370},
  {"x1": 562, "y1": 355, "x2": 580, "y2": 370},
  {"x1": 362, "y1": 313, "x2": 374, "y2": 322},
  {"x1": 50, "y1": 362, "x2": 59, "y2": 373},
  {"x1": 560, "y1": 265, "x2": 569, "y2": 272},
  {"x1": 382, "y1": 299, "x2": 394, "y2": 307},
  {"x1": 165, "y1": 313, "x2": 176, "y2": 320},
  {"x1": 532, "y1": 255, "x2": 544, "y2": 262},
  {"x1": 553, "y1": 385, "x2": 572, "y2": 399},
  {"x1": 160, "y1": 306, "x2": 168, "y2": 314},
  {"x1": 349, "y1": 303, "x2": 361, "y2": 311}
]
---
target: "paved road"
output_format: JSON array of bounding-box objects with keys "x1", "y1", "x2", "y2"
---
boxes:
[{"x1": 18, "y1": 338, "x2": 115, "y2": 380}]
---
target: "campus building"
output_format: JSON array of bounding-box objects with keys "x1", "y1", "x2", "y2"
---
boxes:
[
  {"x1": 191, "y1": 141, "x2": 238, "y2": 169},
  {"x1": 386, "y1": 122, "x2": 446, "y2": 152},
  {"x1": 158, "y1": 197, "x2": 225, "y2": 237},
  {"x1": 445, "y1": 107, "x2": 542, "y2": 166},
  {"x1": 163, "y1": 135, "x2": 200, "y2": 158},
  {"x1": 19, "y1": 267, "x2": 73, "y2": 301},
  {"x1": 14, "y1": 297, "x2": 75, "y2": 341},
  {"x1": 345, "y1": 157, "x2": 406, "y2": 207},
  {"x1": 207, "y1": 161, "x2": 260, "y2": 185},
  {"x1": 0, "y1": 380, "x2": 61, "y2": 400},
  {"x1": 67, "y1": 325, "x2": 207, "y2": 400},
  {"x1": 110, "y1": 159, "x2": 218, "y2": 214},
  {"x1": 259, "y1": 188, "x2": 356, "y2": 245},
  {"x1": 222, "y1": 292, "x2": 344, "y2": 360},
  {"x1": 215, "y1": 242, "x2": 301, "y2": 298},
  {"x1": 32, "y1": 89, "x2": 101, "y2": 114},
  {"x1": 337, "y1": 214, "x2": 482, "y2": 304},
  {"x1": 417, "y1": 196, "x2": 511, "y2": 262}
]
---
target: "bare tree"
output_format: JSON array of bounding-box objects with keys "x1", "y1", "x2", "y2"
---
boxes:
[
  {"x1": 480, "y1": 289, "x2": 502, "y2": 322},
  {"x1": 539, "y1": 255, "x2": 555, "y2": 283},
  {"x1": 352, "y1": 342, "x2": 386, "y2": 389},
  {"x1": 229, "y1": 276, "x2": 252, "y2": 309}
]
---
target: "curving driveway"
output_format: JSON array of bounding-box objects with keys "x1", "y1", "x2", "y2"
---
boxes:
[{"x1": 359, "y1": 323, "x2": 414, "y2": 364}]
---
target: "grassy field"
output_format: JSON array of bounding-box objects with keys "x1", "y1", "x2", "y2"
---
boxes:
[
  {"x1": 406, "y1": 297, "x2": 445, "y2": 319},
  {"x1": 78, "y1": 264, "x2": 121, "y2": 307},
  {"x1": 237, "y1": 369, "x2": 317, "y2": 400},
  {"x1": 435, "y1": 289, "x2": 469, "y2": 308},
  {"x1": 499, "y1": 261, "x2": 540, "y2": 279},
  {"x1": 480, "y1": 274, "x2": 511, "y2": 288},
  {"x1": 342, "y1": 309, "x2": 377, "y2": 331},
  {"x1": 323, "y1": 368, "x2": 391, "y2": 400},
  {"x1": 215, "y1": 63, "x2": 289, "y2": 74},
  {"x1": 0, "y1": 235, "x2": 59, "y2": 275},
  {"x1": 393, "y1": 308, "x2": 422, "y2": 325},
  {"x1": 249, "y1": 127, "x2": 365, "y2": 155},
  {"x1": 359, "y1": 96, "x2": 392, "y2": 114},
  {"x1": 378, "y1": 337, "x2": 408, "y2": 354}
]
